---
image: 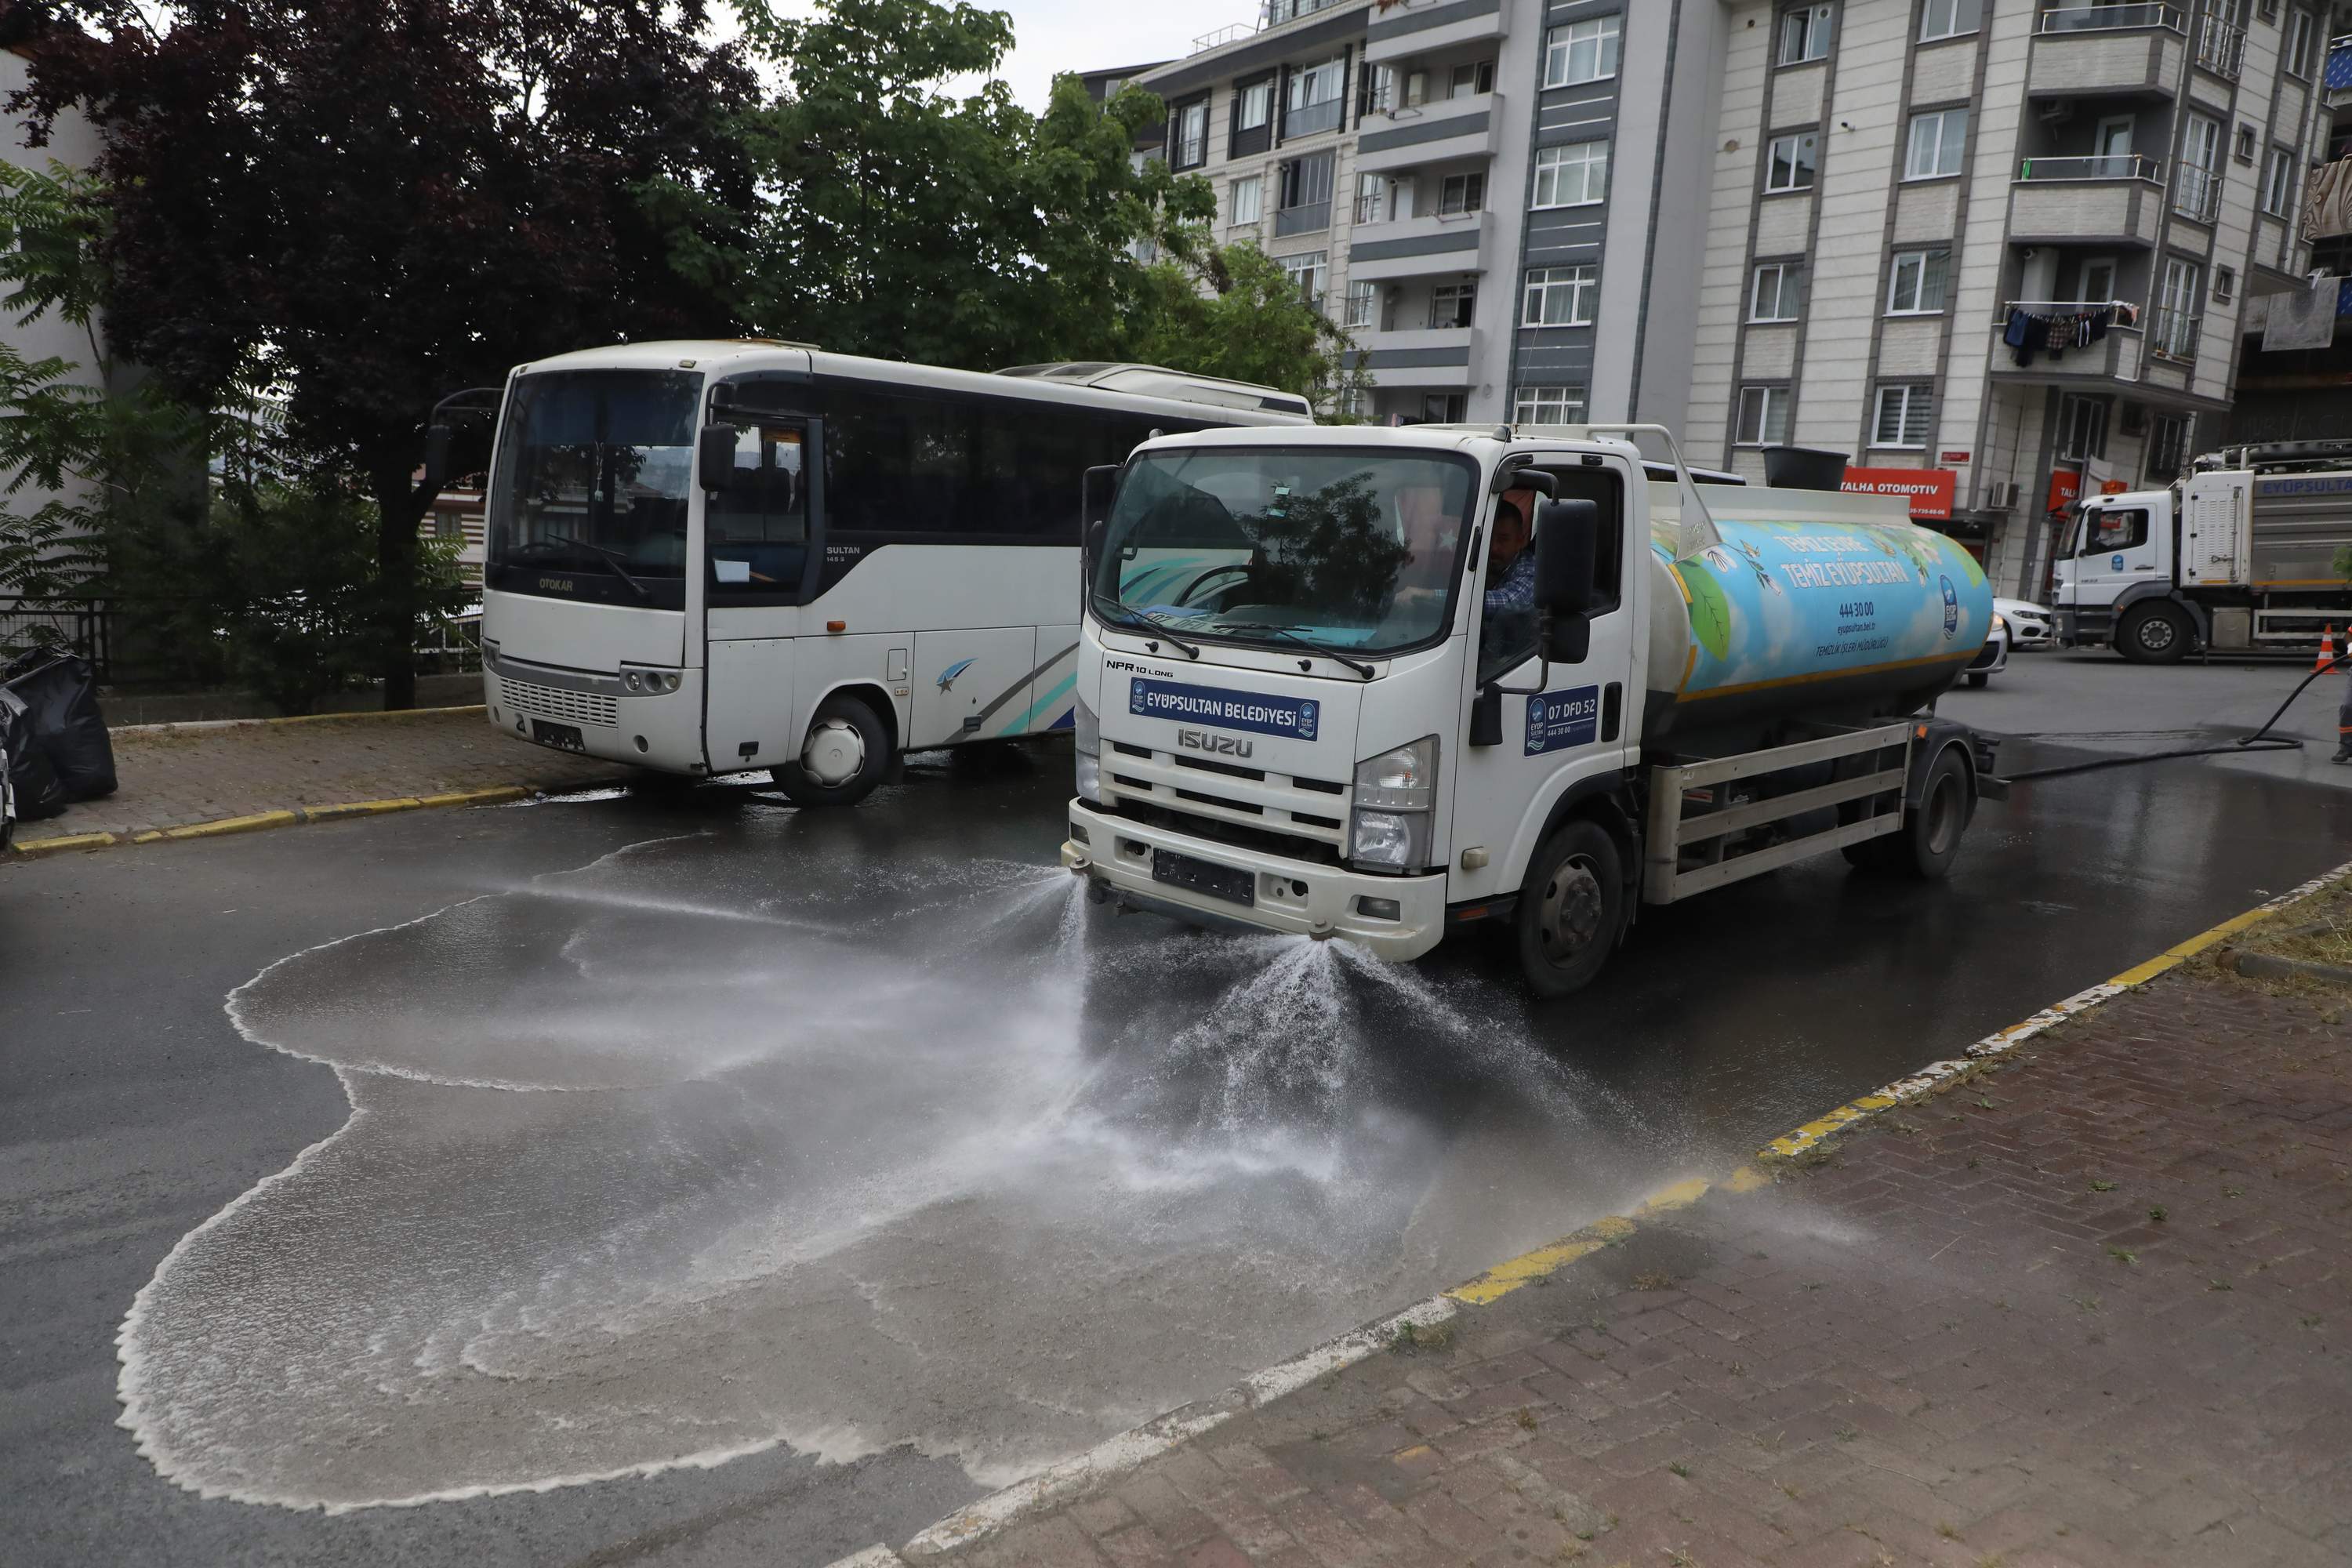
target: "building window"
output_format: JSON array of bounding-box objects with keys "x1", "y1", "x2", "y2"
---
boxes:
[
  {"x1": 2147, "y1": 413, "x2": 2190, "y2": 480},
  {"x1": 1750, "y1": 262, "x2": 1807, "y2": 322},
  {"x1": 1533, "y1": 141, "x2": 1610, "y2": 208},
  {"x1": 1275, "y1": 151, "x2": 1336, "y2": 236},
  {"x1": 1423, "y1": 393, "x2": 1468, "y2": 423},
  {"x1": 1918, "y1": 0, "x2": 1981, "y2": 42},
  {"x1": 1439, "y1": 171, "x2": 1487, "y2": 215},
  {"x1": 1230, "y1": 175, "x2": 1263, "y2": 226},
  {"x1": 1778, "y1": 4, "x2": 1835, "y2": 66},
  {"x1": 1449, "y1": 60, "x2": 1495, "y2": 98},
  {"x1": 1765, "y1": 132, "x2": 1820, "y2": 193},
  {"x1": 1523, "y1": 265, "x2": 1599, "y2": 327},
  {"x1": 2234, "y1": 123, "x2": 2258, "y2": 165},
  {"x1": 1872, "y1": 384, "x2": 1933, "y2": 449},
  {"x1": 2214, "y1": 265, "x2": 2236, "y2": 303},
  {"x1": 1543, "y1": 16, "x2": 1622, "y2": 88},
  {"x1": 1172, "y1": 99, "x2": 1208, "y2": 170},
  {"x1": 1278, "y1": 251, "x2": 1329, "y2": 314},
  {"x1": 2263, "y1": 148, "x2": 2296, "y2": 216},
  {"x1": 2176, "y1": 114, "x2": 2221, "y2": 220},
  {"x1": 1355, "y1": 172, "x2": 1388, "y2": 225},
  {"x1": 1515, "y1": 385, "x2": 1589, "y2": 425},
  {"x1": 2286, "y1": 9, "x2": 2314, "y2": 77},
  {"x1": 1344, "y1": 278, "x2": 1377, "y2": 330},
  {"x1": 1904, "y1": 109, "x2": 1969, "y2": 180},
  {"x1": 1736, "y1": 386, "x2": 1793, "y2": 447},
  {"x1": 1886, "y1": 248, "x2": 1951, "y2": 314},
  {"x1": 1428, "y1": 282, "x2": 1477, "y2": 328},
  {"x1": 2154, "y1": 255, "x2": 2203, "y2": 358},
  {"x1": 434, "y1": 510, "x2": 463, "y2": 539},
  {"x1": 1285, "y1": 55, "x2": 1348, "y2": 139},
  {"x1": 2058, "y1": 394, "x2": 2109, "y2": 461},
  {"x1": 1238, "y1": 80, "x2": 1272, "y2": 132}
]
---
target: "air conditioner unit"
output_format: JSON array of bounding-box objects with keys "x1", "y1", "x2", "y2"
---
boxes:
[
  {"x1": 2038, "y1": 100, "x2": 2075, "y2": 127},
  {"x1": 1984, "y1": 481, "x2": 2020, "y2": 510}
]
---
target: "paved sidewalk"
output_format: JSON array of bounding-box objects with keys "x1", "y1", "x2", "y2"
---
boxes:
[
  {"x1": 13, "y1": 708, "x2": 626, "y2": 844},
  {"x1": 919, "y1": 964, "x2": 2352, "y2": 1566}
]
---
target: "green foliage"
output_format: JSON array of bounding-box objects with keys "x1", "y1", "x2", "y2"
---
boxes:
[{"x1": 1119, "y1": 244, "x2": 1372, "y2": 418}]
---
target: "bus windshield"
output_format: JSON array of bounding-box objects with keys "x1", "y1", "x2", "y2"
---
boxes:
[
  {"x1": 487, "y1": 370, "x2": 699, "y2": 610},
  {"x1": 1090, "y1": 447, "x2": 1479, "y2": 657}
]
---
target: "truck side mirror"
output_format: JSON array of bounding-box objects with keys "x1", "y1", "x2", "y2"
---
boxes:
[
  {"x1": 423, "y1": 423, "x2": 454, "y2": 490},
  {"x1": 1534, "y1": 498, "x2": 1600, "y2": 615},
  {"x1": 1544, "y1": 612, "x2": 1592, "y2": 666},
  {"x1": 699, "y1": 423, "x2": 741, "y2": 493}
]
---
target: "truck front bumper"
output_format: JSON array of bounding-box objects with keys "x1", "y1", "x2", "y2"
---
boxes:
[{"x1": 1064, "y1": 799, "x2": 1449, "y2": 963}]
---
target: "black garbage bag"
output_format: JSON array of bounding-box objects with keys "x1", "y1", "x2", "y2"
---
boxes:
[
  {"x1": 0, "y1": 687, "x2": 69, "y2": 821},
  {"x1": 1, "y1": 647, "x2": 117, "y2": 801}
]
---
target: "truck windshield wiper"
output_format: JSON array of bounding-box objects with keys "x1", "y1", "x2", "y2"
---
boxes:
[
  {"x1": 1215, "y1": 622, "x2": 1375, "y2": 679},
  {"x1": 1093, "y1": 601, "x2": 1200, "y2": 659},
  {"x1": 511, "y1": 534, "x2": 652, "y2": 601}
]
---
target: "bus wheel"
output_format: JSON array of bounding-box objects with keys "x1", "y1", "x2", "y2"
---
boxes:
[
  {"x1": 1515, "y1": 819, "x2": 1624, "y2": 999},
  {"x1": 2117, "y1": 602, "x2": 2192, "y2": 664},
  {"x1": 777, "y1": 695, "x2": 890, "y2": 808}
]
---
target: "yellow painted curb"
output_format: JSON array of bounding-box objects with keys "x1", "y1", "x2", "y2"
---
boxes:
[
  {"x1": 112, "y1": 704, "x2": 487, "y2": 736},
  {"x1": 1436, "y1": 858, "x2": 2352, "y2": 1309},
  {"x1": 6, "y1": 829, "x2": 121, "y2": 856},
  {"x1": 9, "y1": 781, "x2": 569, "y2": 860}
]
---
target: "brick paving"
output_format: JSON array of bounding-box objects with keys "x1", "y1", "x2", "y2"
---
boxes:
[
  {"x1": 920, "y1": 968, "x2": 2352, "y2": 1568},
  {"x1": 15, "y1": 709, "x2": 625, "y2": 841}
]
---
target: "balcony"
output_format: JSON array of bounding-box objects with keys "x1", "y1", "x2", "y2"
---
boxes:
[
  {"x1": 2147, "y1": 307, "x2": 2200, "y2": 363},
  {"x1": 1357, "y1": 325, "x2": 1477, "y2": 389},
  {"x1": 1987, "y1": 298, "x2": 2147, "y2": 383},
  {"x1": 2171, "y1": 165, "x2": 2221, "y2": 224},
  {"x1": 2009, "y1": 157, "x2": 2165, "y2": 245},
  {"x1": 2194, "y1": 15, "x2": 2246, "y2": 78},
  {"x1": 1355, "y1": 89, "x2": 1501, "y2": 176},
  {"x1": 2028, "y1": 9, "x2": 2183, "y2": 96},
  {"x1": 1365, "y1": 0, "x2": 1507, "y2": 64},
  {"x1": 1272, "y1": 200, "x2": 1332, "y2": 238},
  {"x1": 1347, "y1": 209, "x2": 1492, "y2": 281}
]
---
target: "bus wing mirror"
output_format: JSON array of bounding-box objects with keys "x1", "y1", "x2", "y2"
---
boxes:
[
  {"x1": 699, "y1": 423, "x2": 741, "y2": 493},
  {"x1": 1534, "y1": 498, "x2": 1600, "y2": 615},
  {"x1": 1083, "y1": 464, "x2": 1120, "y2": 532},
  {"x1": 424, "y1": 423, "x2": 454, "y2": 490}
]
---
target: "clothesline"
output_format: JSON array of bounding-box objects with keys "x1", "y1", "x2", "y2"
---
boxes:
[{"x1": 2002, "y1": 302, "x2": 2140, "y2": 367}]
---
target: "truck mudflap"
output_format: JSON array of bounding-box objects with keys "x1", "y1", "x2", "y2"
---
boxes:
[{"x1": 1064, "y1": 799, "x2": 1449, "y2": 962}]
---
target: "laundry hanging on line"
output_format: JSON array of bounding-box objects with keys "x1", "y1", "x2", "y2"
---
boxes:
[{"x1": 2002, "y1": 303, "x2": 2138, "y2": 367}]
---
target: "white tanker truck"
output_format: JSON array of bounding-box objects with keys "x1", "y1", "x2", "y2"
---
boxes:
[{"x1": 1062, "y1": 424, "x2": 2006, "y2": 994}]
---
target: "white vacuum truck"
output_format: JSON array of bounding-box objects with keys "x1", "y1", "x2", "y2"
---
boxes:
[
  {"x1": 2055, "y1": 439, "x2": 2352, "y2": 662},
  {"x1": 1062, "y1": 425, "x2": 2005, "y2": 994}
]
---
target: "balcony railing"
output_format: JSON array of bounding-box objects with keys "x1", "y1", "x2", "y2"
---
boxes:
[
  {"x1": 1285, "y1": 96, "x2": 1345, "y2": 137},
  {"x1": 2016, "y1": 154, "x2": 2165, "y2": 183},
  {"x1": 2172, "y1": 165, "x2": 2221, "y2": 221},
  {"x1": 1353, "y1": 193, "x2": 1387, "y2": 224},
  {"x1": 2038, "y1": 3, "x2": 2183, "y2": 32},
  {"x1": 2147, "y1": 307, "x2": 2200, "y2": 361},
  {"x1": 1189, "y1": 0, "x2": 1350, "y2": 53},
  {"x1": 1274, "y1": 200, "x2": 1332, "y2": 237},
  {"x1": 1993, "y1": 297, "x2": 2143, "y2": 324},
  {"x1": 2195, "y1": 16, "x2": 2246, "y2": 78},
  {"x1": 1192, "y1": 22, "x2": 1254, "y2": 53}
]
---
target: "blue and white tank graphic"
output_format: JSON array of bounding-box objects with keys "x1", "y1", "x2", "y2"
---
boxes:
[{"x1": 1654, "y1": 516, "x2": 1992, "y2": 700}]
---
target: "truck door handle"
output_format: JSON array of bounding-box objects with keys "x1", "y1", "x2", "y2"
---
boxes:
[{"x1": 1602, "y1": 682, "x2": 1623, "y2": 743}]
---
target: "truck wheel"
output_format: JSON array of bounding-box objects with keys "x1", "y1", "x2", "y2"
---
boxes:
[
  {"x1": 777, "y1": 695, "x2": 890, "y2": 808},
  {"x1": 1871, "y1": 746, "x2": 1970, "y2": 880},
  {"x1": 2117, "y1": 602, "x2": 2192, "y2": 665},
  {"x1": 1515, "y1": 820, "x2": 1625, "y2": 999}
]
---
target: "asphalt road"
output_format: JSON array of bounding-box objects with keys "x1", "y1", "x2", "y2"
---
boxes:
[{"x1": 5, "y1": 673, "x2": 2351, "y2": 1568}]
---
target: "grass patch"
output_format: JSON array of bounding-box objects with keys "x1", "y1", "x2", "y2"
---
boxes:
[{"x1": 1388, "y1": 1320, "x2": 1454, "y2": 1356}]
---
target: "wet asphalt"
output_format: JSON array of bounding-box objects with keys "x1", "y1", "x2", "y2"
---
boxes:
[{"x1": 5, "y1": 687, "x2": 2350, "y2": 1568}]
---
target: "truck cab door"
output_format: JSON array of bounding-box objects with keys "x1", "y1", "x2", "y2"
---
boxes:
[
  {"x1": 2071, "y1": 501, "x2": 2159, "y2": 609},
  {"x1": 1447, "y1": 462, "x2": 1638, "y2": 905}
]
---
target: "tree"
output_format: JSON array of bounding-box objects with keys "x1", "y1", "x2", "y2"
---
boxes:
[
  {"x1": 1119, "y1": 244, "x2": 1371, "y2": 420},
  {"x1": 5, "y1": 0, "x2": 762, "y2": 706}
]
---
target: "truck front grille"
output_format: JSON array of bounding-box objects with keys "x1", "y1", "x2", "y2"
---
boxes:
[
  {"x1": 1102, "y1": 746, "x2": 1352, "y2": 864},
  {"x1": 501, "y1": 677, "x2": 620, "y2": 729}
]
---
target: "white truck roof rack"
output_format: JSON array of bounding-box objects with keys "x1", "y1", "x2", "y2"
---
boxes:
[
  {"x1": 993, "y1": 361, "x2": 1312, "y2": 418},
  {"x1": 2203, "y1": 438, "x2": 2352, "y2": 473}
]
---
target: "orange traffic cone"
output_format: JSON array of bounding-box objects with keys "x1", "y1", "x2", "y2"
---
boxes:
[{"x1": 2321, "y1": 626, "x2": 2340, "y2": 673}]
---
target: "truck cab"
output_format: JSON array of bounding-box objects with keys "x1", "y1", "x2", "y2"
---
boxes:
[{"x1": 2053, "y1": 486, "x2": 2183, "y2": 658}]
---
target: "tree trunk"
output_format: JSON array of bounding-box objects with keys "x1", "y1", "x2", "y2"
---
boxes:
[{"x1": 372, "y1": 460, "x2": 431, "y2": 711}]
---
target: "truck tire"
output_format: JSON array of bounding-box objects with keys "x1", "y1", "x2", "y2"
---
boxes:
[
  {"x1": 1855, "y1": 746, "x2": 1969, "y2": 880},
  {"x1": 777, "y1": 695, "x2": 891, "y2": 808},
  {"x1": 2116, "y1": 601, "x2": 2192, "y2": 665},
  {"x1": 1515, "y1": 819, "x2": 1626, "y2": 998}
]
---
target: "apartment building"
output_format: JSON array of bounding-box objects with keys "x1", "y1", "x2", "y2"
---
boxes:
[
  {"x1": 1130, "y1": 0, "x2": 1719, "y2": 429},
  {"x1": 1688, "y1": 0, "x2": 2336, "y2": 597}
]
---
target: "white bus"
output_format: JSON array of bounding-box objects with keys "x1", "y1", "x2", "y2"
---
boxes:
[{"x1": 456, "y1": 343, "x2": 1310, "y2": 804}]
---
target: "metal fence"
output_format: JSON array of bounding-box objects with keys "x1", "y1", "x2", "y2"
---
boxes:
[
  {"x1": 0, "y1": 598, "x2": 114, "y2": 681},
  {"x1": 1, "y1": 597, "x2": 482, "y2": 684}
]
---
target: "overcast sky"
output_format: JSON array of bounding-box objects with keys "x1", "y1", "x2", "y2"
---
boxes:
[{"x1": 753, "y1": 2, "x2": 1262, "y2": 109}]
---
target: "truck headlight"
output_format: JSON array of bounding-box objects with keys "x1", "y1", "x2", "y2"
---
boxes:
[
  {"x1": 1075, "y1": 691, "x2": 1101, "y2": 804},
  {"x1": 1350, "y1": 735, "x2": 1438, "y2": 872}
]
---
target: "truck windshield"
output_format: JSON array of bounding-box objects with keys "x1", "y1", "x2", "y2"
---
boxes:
[
  {"x1": 487, "y1": 370, "x2": 699, "y2": 611},
  {"x1": 1091, "y1": 448, "x2": 1479, "y2": 656}
]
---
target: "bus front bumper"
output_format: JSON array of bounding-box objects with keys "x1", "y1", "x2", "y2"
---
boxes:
[{"x1": 1064, "y1": 799, "x2": 1448, "y2": 963}]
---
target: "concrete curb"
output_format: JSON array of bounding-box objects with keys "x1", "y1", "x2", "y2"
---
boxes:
[
  {"x1": 822, "y1": 855, "x2": 2352, "y2": 1568},
  {"x1": 4, "y1": 781, "x2": 597, "y2": 859},
  {"x1": 108, "y1": 703, "x2": 488, "y2": 736}
]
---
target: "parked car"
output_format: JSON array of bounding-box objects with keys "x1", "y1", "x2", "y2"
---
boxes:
[
  {"x1": 1994, "y1": 597, "x2": 2053, "y2": 650},
  {"x1": 1964, "y1": 614, "x2": 2012, "y2": 688}
]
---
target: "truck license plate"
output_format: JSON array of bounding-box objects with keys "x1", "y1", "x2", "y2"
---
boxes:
[
  {"x1": 1152, "y1": 849, "x2": 1254, "y2": 907},
  {"x1": 530, "y1": 719, "x2": 587, "y2": 753}
]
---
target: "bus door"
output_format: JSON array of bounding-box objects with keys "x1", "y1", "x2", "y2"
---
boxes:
[{"x1": 704, "y1": 419, "x2": 817, "y2": 772}]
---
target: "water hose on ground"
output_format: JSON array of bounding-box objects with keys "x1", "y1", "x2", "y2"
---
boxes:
[{"x1": 1994, "y1": 655, "x2": 2346, "y2": 783}]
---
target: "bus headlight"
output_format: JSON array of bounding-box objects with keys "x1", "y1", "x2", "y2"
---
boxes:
[
  {"x1": 1350, "y1": 735, "x2": 1438, "y2": 872},
  {"x1": 622, "y1": 666, "x2": 683, "y2": 695},
  {"x1": 1075, "y1": 691, "x2": 1101, "y2": 804}
]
